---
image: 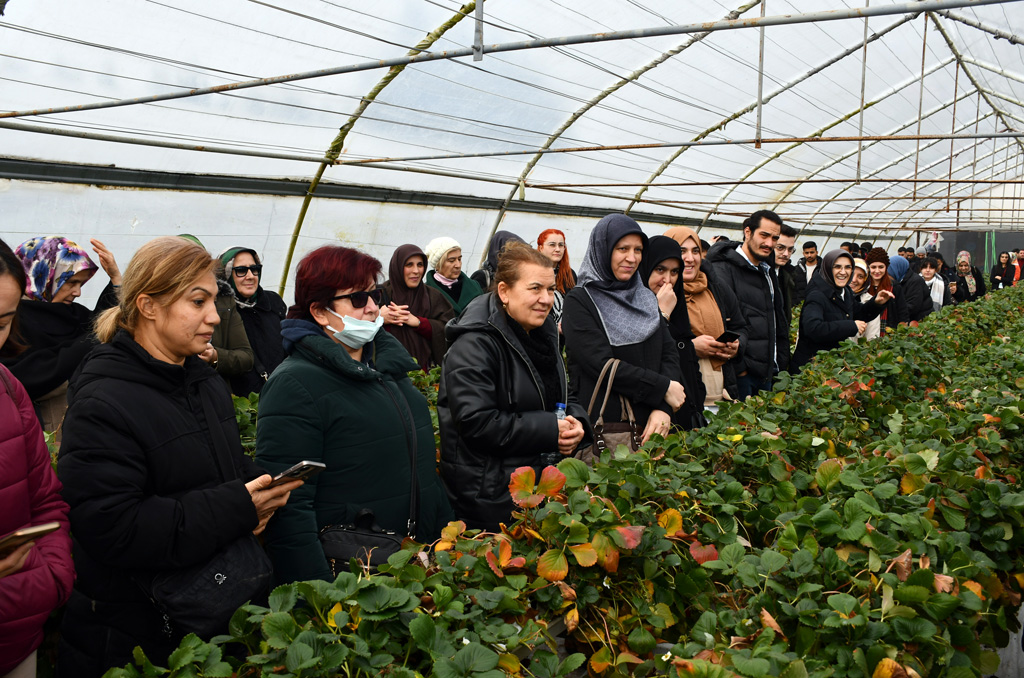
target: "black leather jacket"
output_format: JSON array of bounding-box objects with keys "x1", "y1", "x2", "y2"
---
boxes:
[{"x1": 438, "y1": 294, "x2": 590, "y2": 531}]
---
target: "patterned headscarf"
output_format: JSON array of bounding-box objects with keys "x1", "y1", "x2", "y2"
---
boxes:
[
  {"x1": 577, "y1": 214, "x2": 660, "y2": 346},
  {"x1": 957, "y1": 251, "x2": 977, "y2": 295},
  {"x1": 15, "y1": 236, "x2": 97, "y2": 302}
]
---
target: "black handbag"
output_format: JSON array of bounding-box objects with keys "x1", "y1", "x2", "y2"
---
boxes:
[
  {"x1": 136, "y1": 387, "x2": 272, "y2": 638},
  {"x1": 319, "y1": 385, "x2": 420, "y2": 576}
]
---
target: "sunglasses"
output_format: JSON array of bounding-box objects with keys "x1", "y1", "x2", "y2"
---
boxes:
[
  {"x1": 331, "y1": 288, "x2": 383, "y2": 309},
  {"x1": 232, "y1": 264, "x2": 262, "y2": 277}
]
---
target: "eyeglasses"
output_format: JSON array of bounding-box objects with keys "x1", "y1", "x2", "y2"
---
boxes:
[
  {"x1": 232, "y1": 264, "x2": 262, "y2": 277},
  {"x1": 331, "y1": 288, "x2": 383, "y2": 308}
]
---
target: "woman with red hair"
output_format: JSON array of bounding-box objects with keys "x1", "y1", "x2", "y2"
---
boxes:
[
  {"x1": 537, "y1": 229, "x2": 576, "y2": 326},
  {"x1": 255, "y1": 245, "x2": 452, "y2": 584}
]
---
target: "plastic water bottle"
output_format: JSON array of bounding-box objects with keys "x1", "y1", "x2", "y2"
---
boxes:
[{"x1": 540, "y1": 404, "x2": 568, "y2": 467}]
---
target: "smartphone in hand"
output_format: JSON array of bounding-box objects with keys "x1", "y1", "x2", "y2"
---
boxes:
[
  {"x1": 0, "y1": 522, "x2": 60, "y2": 558},
  {"x1": 267, "y1": 461, "x2": 326, "y2": 488}
]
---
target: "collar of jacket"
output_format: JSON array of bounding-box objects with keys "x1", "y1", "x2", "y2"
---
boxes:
[
  {"x1": 295, "y1": 329, "x2": 418, "y2": 382},
  {"x1": 445, "y1": 292, "x2": 563, "y2": 401},
  {"x1": 70, "y1": 329, "x2": 216, "y2": 398}
]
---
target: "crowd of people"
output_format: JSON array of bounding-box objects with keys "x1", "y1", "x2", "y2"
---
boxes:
[{"x1": 0, "y1": 215, "x2": 1008, "y2": 677}]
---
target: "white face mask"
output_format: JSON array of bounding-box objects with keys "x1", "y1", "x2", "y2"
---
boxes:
[{"x1": 326, "y1": 308, "x2": 383, "y2": 349}]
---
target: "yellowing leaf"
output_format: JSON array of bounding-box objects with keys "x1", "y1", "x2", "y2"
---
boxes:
[
  {"x1": 508, "y1": 467, "x2": 542, "y2": 507},
  {"x1": 835, "y1": 544, "x2": 865, "y2": 563},
  {"x1": 658, "y1": 508, "x2": 684, "y2": 535},
  {"x1": 963, "y1": 580, "x2": 986, "y2": 600},
  {"x1": 485, "y1": 550, "x2": 504, "y2": 578},
  {"x1": 326, "y1": 602, "x2": 343, "y2": 628},
  {"x1": 592, "y1": 532, "x2": 620, "y2": 573},
  {"x1": 889, "y1": 549, "x2": 913, "y2": 582},
  {"x1": 900, "y1": 473, "x2": 926, "y2": 495},
  {"x1": 498, "y1": 653, "x2": 521, "y2": 675},
  {"x1": 536, "y1": 465, "x2": 567, "y2": 498},
  {"x1": 537, "y1": 549, "x2": 569, "y2": 581},
  {"x1": 872, "y1": 657, "x2": 909, "y2": 678},
  {"x1": 565, "y1": 607, "x2": 579, "y2": 633},
  {"x1": 569, "y1": 543, "x2": 598, "y2": 567},
  {"x1": 590, "y1": 647, "x2": 613, "y2": 674}
]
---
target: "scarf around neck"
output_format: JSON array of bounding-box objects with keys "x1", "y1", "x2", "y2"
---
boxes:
[
  {"x1": 957, "y1": 251, "x2": 977, "y2": 295},
  {"x1": 683, "y1": 271, "x2": 727, "y2": 369},
  {"x1": 577, "y1": 214, "x2": 660, "y2": 347}
]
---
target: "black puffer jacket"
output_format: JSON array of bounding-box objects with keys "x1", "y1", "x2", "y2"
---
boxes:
[
  {"x1": 791, "y1": 276, "x2": 881, "y2": 371},
  {"x1": 230, "y1": 287, "x2": 288, "y2": 397},
  {"x1": 56, "y1": 332, "x2": 265, "y2": 677},
  {"x1": 562, "y1": 287, "x2": 680, "y2": 428},
  {"x1": 2, "y1": 283, "x2": 118, "y2": 400},
  {"x1": 438, "y1": 294, "x2": 590, "y2": 532},
  {"x1": 705, "y1": 242, "x2": 790, "y2": 379},
  {"x1": 898, "y1": 273, "x2": 933, "y2": 322}
]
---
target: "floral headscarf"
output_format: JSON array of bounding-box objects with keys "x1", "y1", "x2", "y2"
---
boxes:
[
  {"x1": 957, "y1": 250, "x2": 977, "y2": 295},
  {"x1": 15, "y1": 236, "x2": 97, "y2": 302}
]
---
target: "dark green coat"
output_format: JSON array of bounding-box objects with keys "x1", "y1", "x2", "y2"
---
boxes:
[
  {"x1": 424, "y1": 271, "x2": 483, "y2": 315},
  {"x1": 255, "y1": 323, "x2": 453, "y2": 584}
]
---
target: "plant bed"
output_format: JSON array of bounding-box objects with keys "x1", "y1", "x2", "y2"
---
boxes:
[{"x1": 105, "y1": 288, "x2": 1024, "y2": 678}]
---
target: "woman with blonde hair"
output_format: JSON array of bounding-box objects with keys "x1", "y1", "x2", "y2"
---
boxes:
[{"x1": 57, "y1": 237, "x2": 300, "y2": 677}]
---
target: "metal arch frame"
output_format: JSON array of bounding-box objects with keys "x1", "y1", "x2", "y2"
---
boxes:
[
  {"x1": 622, "y1": 12, "x2": 918, "y2": 215},
  {"x1": 768, "y1": 94, "x2": 981, "y2": 218},
  {"x1": 870, "y1": 141, "x2": 1020, "y2": 231},
  {"x1": 930, "y1": 13, "x2": 1024, "y2": 155},
  {"x1": 701, "y1": 9, "x2": 1024, "y2": 240},
  {"x1": 697, "y1": 55, "x2": 956, "y2": 226},
  {"x1": 479, "y1": 0, "x2": 762, "y2": 267},
  {"x1": 799, "y1": 109, "x2": 996, "y2": 243},
  {"x1": 280, "y1": 0, "x2": 479, "y2": 294},
  {"x1": 806, "y1": 110, "x2": 996, "y2": 225}
]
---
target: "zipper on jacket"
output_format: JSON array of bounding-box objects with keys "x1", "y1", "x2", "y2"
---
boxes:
[
  {"x1": 377, "y1": 375, "x2": 418, "y2": 537},
  {"x1": 488, "y1": 320, "x2": 559, "y2": 409}
]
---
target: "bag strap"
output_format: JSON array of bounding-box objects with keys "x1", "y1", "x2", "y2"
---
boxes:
[{"x1": 586, "y1": 358, "x2": 618, "y2": 423}]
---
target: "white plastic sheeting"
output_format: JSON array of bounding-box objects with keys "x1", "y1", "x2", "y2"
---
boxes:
[{"x1": 1, "y1": 0, "x2": 1022, "y2": 300}]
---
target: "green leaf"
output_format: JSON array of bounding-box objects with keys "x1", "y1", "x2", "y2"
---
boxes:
[
  {"x1": 627, "y1": 627, "x2": 656, "y2": 654},
  {"x1": 837, "y1": 521, "x2": 867, "y2": 541},
  {"x1": 779, "y1": 659, "x2": 809, "y2": 678},
  {"x1": 923, "y1": 593, "x2": 961, "y2": 620},
  {"x1": 409, "y1": 614, "x2": 435, "y2": 651},
  {"x1": 873, "y1": 483, "x2": 898, "y2": 500},
  {"x1": 731, "y1": 655, "x2": 771, "y2": 677},
  {"x1": 268, "y1": 584, "x2": 297, "y2": 613},
  {"x1": 720, "y1": 543, "x2": 745, "y2": 568},
  {"x1": 453, "y1": 643, "x2": 499, "y2": 673},
  {"x1": 999, "y1": 493, "x2": 1024, "y2": 509},
  {"x1": 893, "y1": 585, "x2": 931, "y2": 604},
  {"x1": 167, "y1": 646, "x2": 194, "y2": 672},
  {"x1": 285, "y1": 642, "x2": 317, "y2": 673},
  {"x1": 939, "y1": 504, "x2": 967, "y2": 531},
  {"x1": 775, "y1": 481, "x2": 797, "y2": 502},
  {"x1": 827, "y1": 593, "x2": 858, "y2": 616},
  {"x1": 759, "y1": 549, "x2": 788, "y2": 574},
  {"x1": 815, "y1": 459, "x2": 842, "y2": 492},
  {"x1": 558, "y1": 457, "x2": 591, "y2": 487},
  {"x1": 891, "y1": 616, "x2": 938, "y2": 643},
  {"x1": 904, "y1": 453, "x2": 928, "y2": 475}
]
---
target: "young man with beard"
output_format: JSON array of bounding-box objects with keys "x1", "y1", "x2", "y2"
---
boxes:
[
  {"x1": 706, "y1": 210, "x2": 790, "y2": 399},
  {"x1": 797, "y1": 241, "x2": 819, "y2": 285}
]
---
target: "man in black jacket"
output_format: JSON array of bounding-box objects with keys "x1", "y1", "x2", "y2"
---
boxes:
[
  {"x1": 796, "y1": 241, "x2": 819, "y2": 289},
  {"x1": 706, "y1": 210, "x2": 790, "y2": 399},
  {"x1": 772, "y1": 222, "x2": 805, "y2": 318}
]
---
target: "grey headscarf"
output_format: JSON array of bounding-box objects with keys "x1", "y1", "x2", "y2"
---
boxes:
[{"x1": 577, "y1": 214, "x2": 661, "y2": 346}]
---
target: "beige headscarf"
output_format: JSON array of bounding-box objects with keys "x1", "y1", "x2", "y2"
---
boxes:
[{"x1": 664, "y1": 227, "x2": 726, "y2": 368}]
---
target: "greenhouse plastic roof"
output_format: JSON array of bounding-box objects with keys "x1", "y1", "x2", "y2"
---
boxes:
[{"x1": 2, "y1": 0, "x2": 1023, "y2": 245}]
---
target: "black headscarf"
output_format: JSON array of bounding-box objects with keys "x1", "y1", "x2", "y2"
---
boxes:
[
  {"x1": 483, "y1": 231, "x2": 526, "y2": 274},
  {"x1": 577, "y1": 214, "x2": 660, "y2": 346},
  {"x1": 639, "y1": 235, "x2": 695, "y2": 341},
  {"x1": 819, "y1": 249, "x2": 855, "y2": 297}
]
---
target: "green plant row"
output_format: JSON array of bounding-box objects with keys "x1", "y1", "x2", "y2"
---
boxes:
[{"x1": 105, "y1": 288, "x2": 1024, "y2": 678}]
